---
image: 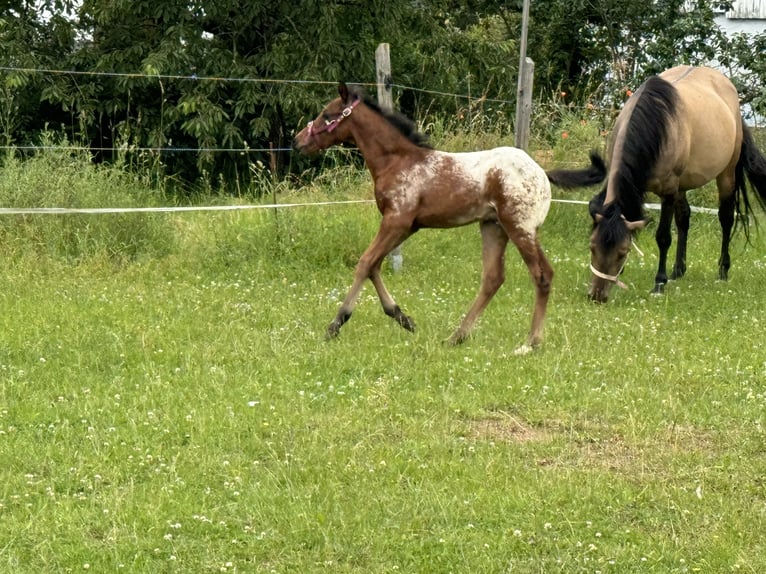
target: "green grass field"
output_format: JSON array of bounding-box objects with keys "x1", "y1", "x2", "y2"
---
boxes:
[{"x1": 2, "y1": 143, "x2": 766, "y2": 572}]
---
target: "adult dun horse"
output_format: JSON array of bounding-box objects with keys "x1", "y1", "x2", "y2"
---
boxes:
[
  {"x1": 573, "y1": 65, "x2": 766, "y2": 303},
  {"x1": 293, "y1": 83, "x2": 604, "y2": 352}
]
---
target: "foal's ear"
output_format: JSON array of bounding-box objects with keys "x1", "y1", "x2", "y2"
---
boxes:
[{"x1": 338, "y1": 82, "x2": 350, "y2": 103}]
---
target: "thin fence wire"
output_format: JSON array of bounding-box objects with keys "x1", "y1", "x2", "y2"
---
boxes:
[
  {"x1": 0, "y1": 65, "x2": 513, "y2": 103},
  {"x1": 0, "y1": 199, "x2": 374, "y2": 216},
  {"x1": 1, "y1": 145, "x2": 294, "y2": 153},
  {"x1": 0, "y1": 199, "x2": 719, "y2": 217},
  {"x1": 0, "y1": 65, "x2": 517, "y2": 155},
  {"x1": 0, "y1": 65, "x2": 527, "y2": 155},
  {"x1": 0, "y1": 66, "x2": 346, "y2": 86}
]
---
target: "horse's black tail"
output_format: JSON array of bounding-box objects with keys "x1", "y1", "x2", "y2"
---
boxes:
[
  {"x1": 739, "y1": 122, "x2": 766, "y2": 212},
  {"x1": 546, "y1": 150, "x2": 607, "y2": 189},
  {"x1": 733, "y1": 122, "x2": 766, "y2": 242}
]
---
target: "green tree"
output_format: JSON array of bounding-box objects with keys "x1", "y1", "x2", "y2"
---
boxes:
[
  {"x1": 526, "y1": 0, "x2": 732, "y2": 102},
  {"x1": 721, "y1": 30, "x2": 766, "y2": 119},
  {"x1": 0, "y1": 1, "x2": 78, "y2": 147},
  {"x1": 2, "y1": 0, "x2": 759, "y2": 192}
]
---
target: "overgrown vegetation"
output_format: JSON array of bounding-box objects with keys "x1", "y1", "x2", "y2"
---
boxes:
[{"x1": 0, "y1": 135, "x2": 173, "y2": 263}]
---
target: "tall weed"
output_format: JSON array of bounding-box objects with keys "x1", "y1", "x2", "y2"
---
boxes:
[{"x1": 0, "y1": 139, "x2": 173, "y2": 263}]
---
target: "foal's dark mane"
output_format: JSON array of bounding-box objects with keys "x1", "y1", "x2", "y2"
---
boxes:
[
  {"x1": 349, "y1": 86, "x2": 431, "y2": 149},
  {"x1": 592, "y1": 75, "x2": 678, "y2": 247}
]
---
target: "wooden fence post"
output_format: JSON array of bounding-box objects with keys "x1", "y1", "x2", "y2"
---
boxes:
[
  {"x1": 514, "y1": 0, "x2": 534, "y2": 151},
  {"x1": 515, "y1": 58, "x2": 535, "y2": 150},
  {"x1": 375, "y1": 42, "x2": 403, "y2": 272}
]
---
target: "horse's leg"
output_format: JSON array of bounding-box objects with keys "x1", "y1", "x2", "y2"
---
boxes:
[
  {"x1": 513, "y1": 233, "x2": 554, "y2": 354},
  {"x1": 653, "y1": 196, "x2": 675, "y2": 293},
  {"x1": 670, "y1": 193, "x2": 690, "y2": 279},
  {"x1": 448, "y1": 220, "x2": 508, "y2": 346},
  {"x1": 717, "y1": 184, "x2": 736, "y2": 281},
  {"x1": 326, "y1": 217, "x2": 413, "y2": 339}
]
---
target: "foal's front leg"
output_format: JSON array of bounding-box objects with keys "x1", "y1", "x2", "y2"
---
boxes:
[{"x1": 326, "y1": 218, "x2": 413, "y2": 339}]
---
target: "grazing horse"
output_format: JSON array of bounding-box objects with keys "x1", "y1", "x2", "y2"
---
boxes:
[
  {"x1": 572, "y1": 65, "x2": 766, "y2": 303},
  {"x1": 293, "y1": 83, "x2": 604, "y2": 352}
]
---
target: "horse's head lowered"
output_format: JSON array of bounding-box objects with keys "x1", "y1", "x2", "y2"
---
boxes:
[
  {"x1": 293, "y1": 83, "x2": 360, "y2": 154},
  {"x1": 588, "y1": 193, "x2": 646, "y2": 303}
]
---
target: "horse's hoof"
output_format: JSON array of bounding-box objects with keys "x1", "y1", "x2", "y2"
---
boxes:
[{"x1": 651, "y1": 283, "x2": 665, "y2": 295}]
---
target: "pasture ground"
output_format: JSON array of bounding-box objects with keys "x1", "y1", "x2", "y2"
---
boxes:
[{"x1": 1, "y1": 145, "x2": 766, "y2": 572}]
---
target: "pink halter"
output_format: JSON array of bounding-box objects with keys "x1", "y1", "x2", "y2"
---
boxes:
[{"x1": 306, "y1": 98, "x2": 360, "y2": 139}]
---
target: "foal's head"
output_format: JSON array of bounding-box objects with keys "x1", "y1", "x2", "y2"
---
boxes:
[
  {"x1": 293, "y1": 83, "x2": 361, "y2": 154},
  {"x1": 293, "y1": 83, "x2": 430, "y2": 155}
]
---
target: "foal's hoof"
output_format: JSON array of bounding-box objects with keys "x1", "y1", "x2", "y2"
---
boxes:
[
  {"x1": 325, "y1": 323, "x2": 341, "y2": 340},
  {"x1": 396, "y1": 313, "x2": 416, "y2": 333},
  {"x1": 387, "y1": 306, "x2": 415, "y2": 332},
  {"x1": 447, "y1": 331, "x2": 467, "y2": 346},
  {"x1": 651, "y1": 283, "x2": 665, "y2": 295}
]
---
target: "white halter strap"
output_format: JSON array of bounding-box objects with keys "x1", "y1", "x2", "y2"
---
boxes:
[
  {"x1": 590, "y1": 239, "x2": 643, "y2": 290},
  {"x1": 590, "y1": 263, "x2": 628, "y2": 290}
]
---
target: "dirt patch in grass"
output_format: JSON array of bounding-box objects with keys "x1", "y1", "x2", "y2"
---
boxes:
[
  {"x1": 467, "y1": 413, "x2": 553, "y2": 444},
  {"x1": 466, "y1": 413, "x2": 722, "y2": 475}
]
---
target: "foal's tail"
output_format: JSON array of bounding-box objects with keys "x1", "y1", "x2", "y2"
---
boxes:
[{"x1": 545, "y1": 151, "x2": 607, "y2": 189}]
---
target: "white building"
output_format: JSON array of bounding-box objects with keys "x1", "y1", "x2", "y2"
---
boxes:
[
  {"x1": 715, "y1": 1, "x2": 765, "y2": 38},
  {"x1": 725, "y1": 0, "x2": 766, "y2": 19}
]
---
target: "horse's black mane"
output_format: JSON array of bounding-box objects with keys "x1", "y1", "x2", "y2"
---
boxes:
[
  {"x1": 592, "y1": 75, "x2": 678, "y2": 246},
  {"x1": 590, "y1": 192, "x2": 630, "y2": 249},
  {"x1": 349, "y1": 86, "x2": 431, "y2": 148}
]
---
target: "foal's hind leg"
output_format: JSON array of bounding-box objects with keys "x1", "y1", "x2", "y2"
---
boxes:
[
  {"x1": 513, "y1": 233, "x2": 554, "y2": 354},
  {"x1": 370, "y1": 255, "x2": 415, "y2": 331},
  {"x1": 448, "y1": 221, "x2": 508, "y2": 345},
  {"x1": 326, "y1": 217, "x2": 413, "y2": 339}
]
